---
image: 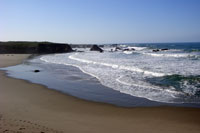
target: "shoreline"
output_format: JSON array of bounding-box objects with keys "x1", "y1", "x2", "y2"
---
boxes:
[
  {"x1": 9, "y1": 54, "x2": 199, "y2": 108},
  {"x1": 1, "y1": 54, "x2": 200, "y2": 133}
]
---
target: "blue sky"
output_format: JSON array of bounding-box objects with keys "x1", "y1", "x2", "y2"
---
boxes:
[{"x1": 0, "y1": 0, "x2": 200, "y2": 44}]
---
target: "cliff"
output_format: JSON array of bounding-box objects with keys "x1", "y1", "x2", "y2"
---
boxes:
[{"x1": 0, "y1": 41, "x2": 73, "y2": 54}]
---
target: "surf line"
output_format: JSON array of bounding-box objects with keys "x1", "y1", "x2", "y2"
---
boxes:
[
  {"x1": 116, "y1": 76, "x2": 183, "y2": 95},
  {"x1": 40, "y1": 55, "x2": 101, "y2": 81},
  {"x1": 68, "y1": 54, "x2": 166, "y2": 77}
]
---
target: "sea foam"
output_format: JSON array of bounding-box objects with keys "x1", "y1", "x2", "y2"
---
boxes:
[{"x1": 40, "y1": 46, "x2": 200, "y2": 103}]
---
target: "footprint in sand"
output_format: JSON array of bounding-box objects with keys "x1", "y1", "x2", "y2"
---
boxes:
[{"x1": 0, "y1": 114, "x2": 63, "y2": 133}]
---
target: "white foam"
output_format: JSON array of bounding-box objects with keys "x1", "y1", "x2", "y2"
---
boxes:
[
  {"x1": 39, "y1": 51, "x2": 200, "y2": 103},
  {"x1": 119, "y1": 44, "x2": 127, "y2": 47},
  {"x1": 41, "y1": 54, "x2": 102, "y2": 81},
  {"x1": 69, "y1": 54, "x2": 166, "y2": 77},
  {"x1": 144, "y1": 52, "x2": 198, "y2": 58},
  {"x1": 123, "y1": 51, "x2": 133, "y2": 54},
  {"x1": 116, "y1": 76, "x2": 183, "y2": 95},
  {"x1": 127, "y1": 46, "x2": 147, "y2": 51},
  {"x1": 181, "y1": 80, "x2": 200, "y2": 96}
]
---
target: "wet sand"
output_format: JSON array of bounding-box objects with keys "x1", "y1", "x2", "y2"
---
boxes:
[{"x1": 0, "y1": 54, "x2": 200, "y2": 133}]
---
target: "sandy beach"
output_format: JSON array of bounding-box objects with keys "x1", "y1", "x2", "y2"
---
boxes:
[{"x1": 0, "y1": 54, "x2": 200, "y2": 133}]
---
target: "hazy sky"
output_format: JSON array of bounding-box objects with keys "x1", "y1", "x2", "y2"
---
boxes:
[{"x1": 0, "y1": 0, "x2": 200, "y2": 44}]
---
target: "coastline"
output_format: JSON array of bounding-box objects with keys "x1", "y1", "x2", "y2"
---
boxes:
[{"x1": 0, "y1": 54, "x2": 200, "y2": 133}]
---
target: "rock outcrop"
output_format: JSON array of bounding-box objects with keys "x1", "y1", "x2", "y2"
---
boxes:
[
  {"x1": 152, "y1": 48, "x2": 169, "y2": 52},
  {"x1": 90, "y1": 45, "x2": 103, "y2": 52},
  {"x1": 161, "y1": 48, "x2": 169, "y2": 51},
  {"x1": 123, "y1": 48, "x2": 135, "y2": 51},
  {"x1": 115, "y1": 47, "x2": 122, "y2": 51},
  {"x1": 152, "y1": 49, "x2": 160, "y2": 52},
  {"x1": 0, "y1": 41, "x2": 73, "y2": 54},
  {"x1": 38, "y1": 42, "x2": 73, "y2": 53}
]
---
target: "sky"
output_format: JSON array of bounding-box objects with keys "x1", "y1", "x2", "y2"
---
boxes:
[{"x1": 0, "y1": 0, "x2": 200, "y2": 44}]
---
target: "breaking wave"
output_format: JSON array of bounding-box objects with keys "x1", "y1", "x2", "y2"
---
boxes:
[
  {"x1": 40, "y1": 45, "x2": 200, "y2": 103},
  {"x1": 69, "y1": 54, "x2": 165, "y2": 77}
]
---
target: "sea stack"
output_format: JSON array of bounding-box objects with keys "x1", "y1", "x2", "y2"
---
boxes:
[{"x1": 90, "y1": 45, "x2": 103, "y2": 53}]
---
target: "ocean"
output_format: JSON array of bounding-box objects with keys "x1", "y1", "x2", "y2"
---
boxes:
[{"x1": 2, "y1": 43, "x2": 200, "y2": 107}]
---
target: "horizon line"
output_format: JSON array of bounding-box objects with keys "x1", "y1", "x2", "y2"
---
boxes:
[{"x1": 1, "y1": 40, "x2": 200, "y2": 45}]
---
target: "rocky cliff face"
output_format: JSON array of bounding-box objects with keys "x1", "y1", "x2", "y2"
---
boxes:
[
  {"x1": 38, "y1": 43, "x2": 73, "y2": 53},
  {"x1": 0, "y1": 41, "x2": 73, "y2": 54}
]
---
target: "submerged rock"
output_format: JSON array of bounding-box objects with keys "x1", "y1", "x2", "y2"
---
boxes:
[
  {"x1": 123, "y1": 48, "x2": 135, "y2": 51},
  {"x1": 115, "y1": 46, "x2": 122, "y2": 51},
  {"x1": 161, "y1": 48, "x2": 169, "y2": 51},
  {"x1": 152, "y1": 49, "x2": 160, "y2": 52},
  {"x1": 152, "y1": 48, "x2": 169, "y2": 52},
  {"x1": 90, "y1": 45, "x2": 103, "y2": 52}
]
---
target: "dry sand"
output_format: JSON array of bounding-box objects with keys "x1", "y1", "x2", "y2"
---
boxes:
[{"x1": 0, "y1": 54, "x2": 200, "y2": 133}]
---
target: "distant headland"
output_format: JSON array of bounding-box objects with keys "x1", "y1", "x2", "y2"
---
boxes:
[
  {"x1": 0, "y1": 41, "x2": 107, "y2": 54},
  {"x1": 0, "y1": 41, "x2": 74, "y2": 54}
]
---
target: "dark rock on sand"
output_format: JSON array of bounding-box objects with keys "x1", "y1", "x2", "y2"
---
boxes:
[
  {"x1": 34, "y1": 70, "x2": 40, "y2": 73},
  {"x1": 90, "y1": 45, "x2": 103, "y2": 52}
]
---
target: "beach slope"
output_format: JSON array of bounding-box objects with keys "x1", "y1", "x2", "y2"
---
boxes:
[{"x1": 0, "y1": 54, "x2": 200, "y2": 133}]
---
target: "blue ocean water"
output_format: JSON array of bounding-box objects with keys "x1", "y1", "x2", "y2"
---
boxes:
[
  {"x1": 125, "y1": 42, "x2": 200, "y2": 50},
  {"x1": 41, "y1": 42, "x2": 200, "y2": 103},
  {"x1": 1, "y1": 42, "x2": 200, "y2": 107}
]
